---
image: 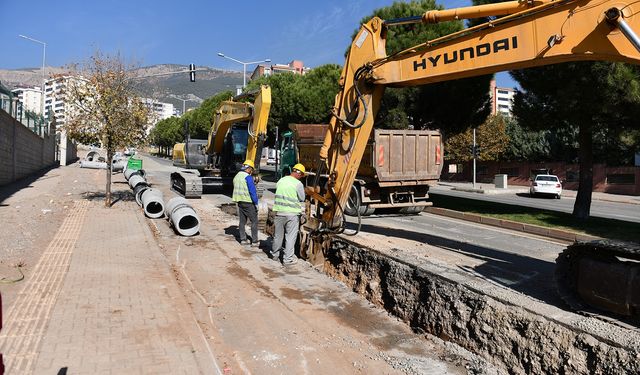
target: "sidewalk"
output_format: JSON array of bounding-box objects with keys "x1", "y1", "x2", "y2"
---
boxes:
[
  {"x1": 437, "y1": 181, "x2": 640, "y2": 205},
  {"x1": 0, "y1": 194, "x2": 216, "y2": 374}
]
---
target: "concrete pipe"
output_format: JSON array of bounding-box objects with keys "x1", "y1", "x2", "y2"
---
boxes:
[
  {"x1": 86, "y1": 150, "x2": 101, "y2": 162},
  {"x1": 165, "y1": 197, "x2": 200, "y2": 237},
  {"x1": 128, "y1": 174, "x2": 147, "y2": 190},
  {"x1": 124, "y1": 167, "x2": 141, "y2": 180},
  {"x1": 133, "y1": 184, "x2": 150, "y2": 207},
  {"x1": 80, "y1": 160, "x2": 107, "y2": 169},
  {"x1": 141, "y1": 188, "x2": 165, "y2": 219}
]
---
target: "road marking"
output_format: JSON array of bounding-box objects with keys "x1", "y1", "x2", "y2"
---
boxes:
[{"x1": 0, "y1": 200, "x2": 88, "y2": 375}]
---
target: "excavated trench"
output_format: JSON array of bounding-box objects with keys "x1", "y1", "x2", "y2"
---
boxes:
[{"x1": 323, "y1": 239, "x2": 640, "y2": 375}]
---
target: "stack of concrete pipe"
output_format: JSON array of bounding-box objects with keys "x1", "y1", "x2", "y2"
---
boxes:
[
  {"x1": 164, "y1": 197, "x2": 200, "y2": 236},
  {"x1": 121, "y1": 167, "x2": 199, "y2": 236}
]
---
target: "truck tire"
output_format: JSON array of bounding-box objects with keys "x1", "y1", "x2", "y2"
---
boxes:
[
  {"x1": 399, "y1": 206, "x2": 423, "y2": 215},
  {"x1": 344, "y1": 185, "x2": 376, "y2": 216},
  {"x1": 344, "y1": 185, "x2": 361, "y2": 216}
]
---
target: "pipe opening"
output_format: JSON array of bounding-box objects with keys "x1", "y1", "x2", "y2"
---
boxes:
[
  {"x1": 146, "y1": 202, "x2": 164, "y2": 215},
  {"x1": 178, "y1": 215, "x2": 199, "y2": 230}
]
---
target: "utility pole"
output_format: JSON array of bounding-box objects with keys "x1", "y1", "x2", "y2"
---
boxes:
[
  {"x1": 472, "y1": 127, "x2": 477, "y2": 189},
  {"x1": 217, "y1": 53, "x2": 271, "y2": 90}
]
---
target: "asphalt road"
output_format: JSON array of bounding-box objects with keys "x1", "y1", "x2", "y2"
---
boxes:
[
  {"x1": 430, "y1": 186, "x2": 640, "y2": 223},
  {"x1": 345, "y1": 209, "x2": 568, "y2": 307}
]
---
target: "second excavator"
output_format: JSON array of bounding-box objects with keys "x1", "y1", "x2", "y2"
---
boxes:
[{"x1": 171, "y1": 85, "x2": 271, "y2": 198}]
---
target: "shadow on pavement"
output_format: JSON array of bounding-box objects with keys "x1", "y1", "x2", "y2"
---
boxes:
[
  {"x1": 0, "y1": 165, "x2": 60, "y2": 206},
  {"x1": 82, "y1": 190, "x2": 136, "y2": 207},
  {"x1": 343, "y1": 221, "x2": 563, "y2": 308}
]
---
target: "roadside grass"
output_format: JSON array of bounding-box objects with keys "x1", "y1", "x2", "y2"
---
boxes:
[{"x1": 429, "y1": 194, "x2": 640, "y2": 243}]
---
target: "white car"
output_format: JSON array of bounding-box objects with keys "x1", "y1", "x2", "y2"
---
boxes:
[{"x1": 530, "y1": 174, "x2": 562, "y2": 199}]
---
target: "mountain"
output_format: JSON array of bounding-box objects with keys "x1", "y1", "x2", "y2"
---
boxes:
[{"x1": 0, "y1": 64, "x2": 243, "y2": 112}]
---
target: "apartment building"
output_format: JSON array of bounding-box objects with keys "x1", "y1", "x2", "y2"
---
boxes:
[
  {"x1": 12, "y1": 86, "x2": 43, "y2": 115},
  {"x1": 141, "y1": 98, "x2": 175, "y2": 121},
  {"x1": 490, "y1": 79, "x2": 515, "y2": 116},
  {"x1": 251, "y1": 60, "x2": 309, "y2": 80},
  {"x1": 44, "y1": 75, "x2": 80, "y2": 165}
]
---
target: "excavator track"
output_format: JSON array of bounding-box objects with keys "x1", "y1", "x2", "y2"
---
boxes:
[{"x1": 556, "y1": 240, "x2": 640, "y2": 323}]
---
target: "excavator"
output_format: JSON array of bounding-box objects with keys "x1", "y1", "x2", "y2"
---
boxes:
[
  {"x1": 171, "y1": 85, "x2": 271, "y2": 198},
  {"x1": 300, "y1": 0, "x2": 640, "y2": 320}
]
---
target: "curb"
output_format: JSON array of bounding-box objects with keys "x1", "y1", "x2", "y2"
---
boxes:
[{"x1": 424, "y1": 207, "x2": 600, "y2": 242}]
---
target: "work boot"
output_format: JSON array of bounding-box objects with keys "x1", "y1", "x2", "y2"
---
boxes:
[{"x1": 283, "y1": 258, "x2": 298, "y2": 267}]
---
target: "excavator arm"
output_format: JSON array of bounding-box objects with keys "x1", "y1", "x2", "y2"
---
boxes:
[
  {"x1": 311, "y1": 0, "x2": 640, "y2": 233},
  {"x1": 205, "y1": 85, "x2": 272, "y2": 163},
  {"x1": 301, "y1": 0, "x2": 640, "y2": 319}
]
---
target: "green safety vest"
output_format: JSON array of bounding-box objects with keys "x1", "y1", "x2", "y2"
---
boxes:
[
  {"x1": 232, "y1": 171, "x2": 252, "y2": 203},
  {"x1": 273, "y1": 176, "x2": 302, "y2": 213}
]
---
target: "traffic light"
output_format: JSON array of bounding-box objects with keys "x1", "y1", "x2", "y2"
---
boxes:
[
  {"x1": 189, "y1": 64, "x2": 196, "y2": 82},
  {"x1": 471, "y1": 145, "x2": 480, "y2": 158}
]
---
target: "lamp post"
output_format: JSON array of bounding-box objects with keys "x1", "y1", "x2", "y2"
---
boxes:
[
  {"x1": 217, "y1": 53, "x2": 271, "y2": 89},
  {"x1": 19, "y1": 34, "x2": 46, "y2": 135}
]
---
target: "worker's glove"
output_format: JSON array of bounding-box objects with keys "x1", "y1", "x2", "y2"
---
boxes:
[{"x1": 299, "y1": 214, "x2": 307, "y2": 225}]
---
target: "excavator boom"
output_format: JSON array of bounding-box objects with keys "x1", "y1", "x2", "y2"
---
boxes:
[{"x1": 302, "y1": 0, "x2": 640, "y2": 319}]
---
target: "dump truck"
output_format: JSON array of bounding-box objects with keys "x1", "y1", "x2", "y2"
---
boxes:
[{"x1": 280, "y1": 124, "x2": 443, "y2": 216}]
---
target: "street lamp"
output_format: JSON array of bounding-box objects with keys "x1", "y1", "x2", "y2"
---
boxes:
[
  {"x1": 217, "y1": 52, "x2": 271, "y2": 89},
  {"x1": 19, "y1": 34, "x2": 47, "y2": 135}
]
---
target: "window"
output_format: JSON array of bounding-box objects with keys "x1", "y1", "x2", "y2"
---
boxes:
[
  {"x1": 497, "y1": 97, "x2": 510, "y2": 101},
  {"x1": 498, "y1": 104, "x2": 510, "y2": 109},
  {"x1": 607, "y1": 174, "x2": 635, "y2": 184},
  {"x1": 498, "y1": 90, "x2": 510, "y2": 94}
]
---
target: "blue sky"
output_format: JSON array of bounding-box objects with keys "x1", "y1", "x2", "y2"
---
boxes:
[{"x1": 1, "y1": 0, "x2": 515, "y2": 87}]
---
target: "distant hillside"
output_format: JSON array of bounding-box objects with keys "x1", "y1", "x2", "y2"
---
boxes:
[{"x1": 0, "y1": 64, "x2": 243, "y2": 112}]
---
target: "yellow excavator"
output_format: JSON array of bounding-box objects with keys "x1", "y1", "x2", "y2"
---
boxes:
[
  {"x1": 300, "y1": 0, "x2": 640, "y2": 320},
  {"x1": 171, "y1": 85, "x2": 271, "y2": 198}
]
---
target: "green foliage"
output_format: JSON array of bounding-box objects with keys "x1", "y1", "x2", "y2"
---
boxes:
[
  {"x1": 502, "y1": 118, "x2": 550, "y2": 161},
  {"x1": 356, "y1": 0, "x2": 492, "y2": 132},
  {"x1": 246, "y1": 64, "x2": 342, "y2": 141},
  {"x1": 182, "y1": 90, "x2": 234, "y2": 139},
  {"x1": 444, "y1": 114, "x2": 509, "y2": 161},
  {"x1": 512, "y1": 62, "x2": 640, "y2": 165}
]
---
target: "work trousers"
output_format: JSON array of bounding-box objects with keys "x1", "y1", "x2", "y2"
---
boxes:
[
  {"x1": 237, "y1": 201, "x2": 258, "y2": 242},
  {"x1": 270, "y1": 215, "x2": 299, "y2": 263}
]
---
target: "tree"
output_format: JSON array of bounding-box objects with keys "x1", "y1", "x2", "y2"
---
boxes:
[
  {"x1": 512, "y1": 62, "x2": 640, "y2": 219},
  {"x1": 63, "y1": 51, "x2": 152, "y2": 207},
  {"x1": 246, "y1": 64, "x2": 342, "y2": 143},
  {"x1": 356, "y1": 0, "x2": 492, "y2": 132},
  {"x1": 445, "y1": 114, "x2": 509, "y2": 161}
]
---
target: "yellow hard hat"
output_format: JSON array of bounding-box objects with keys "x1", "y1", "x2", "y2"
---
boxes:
[
  {"x1": 293, "y1": 163, "x2": 306, "y2": 174},
  {"x1": 243, "y1": 160, "x2": 255, "y2": 169}
]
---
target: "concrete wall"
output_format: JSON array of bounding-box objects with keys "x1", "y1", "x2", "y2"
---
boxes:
[
  {"x1": 58, "y1": 131, "x2": 78, "y2": 166},
  {"x1": 443, "y1": 160, "x2": 640, "y2": 195},
  {"x1": 0, "y1": 109, "x2": 57, "y2": 186}
]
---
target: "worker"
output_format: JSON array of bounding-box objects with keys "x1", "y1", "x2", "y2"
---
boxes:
[
  {"x1": 270, "y1": 163, "x2": 306, "y2": 266},
  {"x1": 232, "y1": 160, "x2": 260, "y2": 247}
]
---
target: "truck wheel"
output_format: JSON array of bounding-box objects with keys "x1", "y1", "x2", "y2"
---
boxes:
[
  {"x1": 399, "y1": 206, "x2": 422, "y2": 215},
  {"x1": 344, "y1": 185, "x2": 361, "y2": 216},
  {"x1": 359, "y1": 205, "x2": 376, "y2": 216}
]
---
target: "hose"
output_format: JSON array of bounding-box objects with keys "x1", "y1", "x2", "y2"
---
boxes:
[{"x1": 0, "y1": 265, "x2": 25, "y2": 284}]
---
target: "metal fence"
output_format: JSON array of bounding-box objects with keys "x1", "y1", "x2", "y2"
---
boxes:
[{"x1": 0, "y1": 84, "x2": 48, "y2": 137}]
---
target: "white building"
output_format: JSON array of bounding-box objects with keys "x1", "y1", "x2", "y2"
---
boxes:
[
  {"x1": 141, "y1": 98, "x2": 175, "y2": 121},
  {"x1": 12, "y1": 86, "x2": 43, "y2": 115},
  {"x1": 45, "y1": 75, "x2": 80, "y2": 165},
  {"x1": 490, "y1": 79, "x2": 515, "y2": 116}
]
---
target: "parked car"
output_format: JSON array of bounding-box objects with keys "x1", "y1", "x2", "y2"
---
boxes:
[{"x1": 530, "y1": 174, "x2": 562, "y2": 199}]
